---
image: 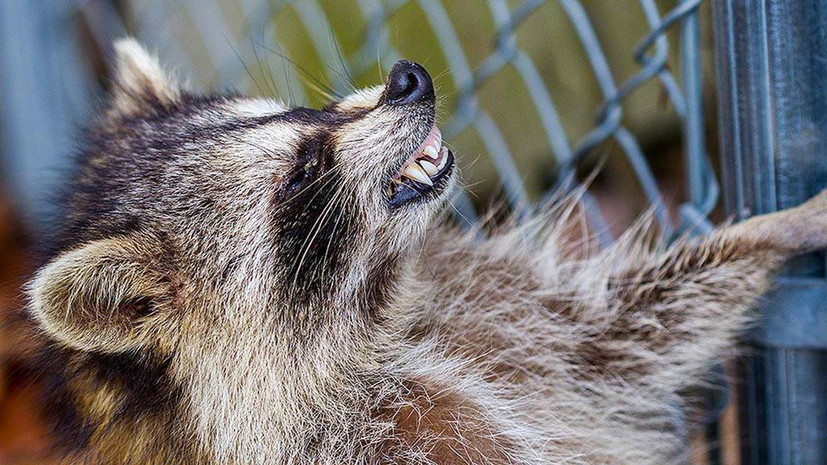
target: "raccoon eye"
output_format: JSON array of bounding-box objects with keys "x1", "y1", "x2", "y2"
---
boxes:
[
  {"x1": 285, "y1": 167, "x2": 308, "y2": 192},
  {"x1": 286, "y1": 158, "x2": 319, "y2": 193}
]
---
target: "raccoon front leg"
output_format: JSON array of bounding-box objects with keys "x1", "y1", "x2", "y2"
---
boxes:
[{"x1": 580, "y1": 189, "x2": 827, "y2": 390}]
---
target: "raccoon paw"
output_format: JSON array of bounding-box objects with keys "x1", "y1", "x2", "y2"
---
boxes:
[
  {"x1": 787, "y1": 188, "x2": 827, "y2": 251},
  {"x1": 729, "y1": 188, "x2": 827, "y2": 254}
]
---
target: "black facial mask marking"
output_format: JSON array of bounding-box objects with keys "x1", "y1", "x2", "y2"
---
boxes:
[{"x1": 272, "y1": 131, "x2": 358, "y2": 307}]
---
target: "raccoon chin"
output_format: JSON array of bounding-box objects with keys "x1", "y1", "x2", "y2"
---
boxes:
[{"x1": 387, "y1": 125, "x2": 456, "y2": 209}]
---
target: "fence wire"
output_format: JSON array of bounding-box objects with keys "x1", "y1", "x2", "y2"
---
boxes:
[{"x1": 72, "y1": 0, "x2": 718, "y2": 244}]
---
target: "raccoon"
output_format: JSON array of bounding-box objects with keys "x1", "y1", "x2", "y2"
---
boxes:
[{"x1": 21, "y1": 39, "x2": 827, "y2": 464}]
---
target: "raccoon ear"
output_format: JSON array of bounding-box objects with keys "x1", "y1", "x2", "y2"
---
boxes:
[
  {"x1": 110, "y1": 38, "x2": 181, "y2": 115},
  {"x1": 28, "y1": 233, "x2": 175, "y2": 353}
]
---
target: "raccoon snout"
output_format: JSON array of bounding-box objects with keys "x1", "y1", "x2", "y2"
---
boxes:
[{"x1": 384, "y1": 60, "x2": 434, "y2": 106}]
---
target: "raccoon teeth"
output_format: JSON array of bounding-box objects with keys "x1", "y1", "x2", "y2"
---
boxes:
[
  {"x1": 419, "y1": 160, "x2": 439, "y2": 176},
  {"x1": 424, "y1": 145, "x2": 440, "y2": 160},
  {"x1": 437, "y1": 147, "x2": 449, "y2": 170},
  {"x1": 402, "y1": 162, "x2": 433, "y2": 186}
]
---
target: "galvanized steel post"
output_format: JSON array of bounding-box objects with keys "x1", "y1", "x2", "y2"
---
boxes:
[{"x1": 712, "y1": 1, "x2": 827, "y2": 463}]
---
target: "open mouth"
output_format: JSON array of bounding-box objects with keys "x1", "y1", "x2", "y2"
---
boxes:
[{"x1": 388, "y1": 125, "x2": 455, "y2": 209}]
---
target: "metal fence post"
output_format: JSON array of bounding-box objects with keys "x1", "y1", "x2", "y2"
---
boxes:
[{"x1": 712, "y1": 1, "x2": 827, "y2": 464}]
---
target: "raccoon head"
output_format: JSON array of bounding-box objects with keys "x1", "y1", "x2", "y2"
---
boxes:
[{"x1": 27, "y1": 39, "x2": 457, "y2": 357}]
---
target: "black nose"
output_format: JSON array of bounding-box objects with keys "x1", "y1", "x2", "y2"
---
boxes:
[{"x1": 384, "y1": 60, "x2": 434, "y2": 106}]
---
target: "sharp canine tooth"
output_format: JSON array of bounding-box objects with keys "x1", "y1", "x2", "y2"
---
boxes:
[
  {"x1": 424, "y1": 145, "x2": 439, "y2": 159},
  {"x1": 420, "y1": 160, "x2": 439, "y2": 176},
  {"x1": 402, "y1": 163, "x2": 433, "y2": 186},
  {"x1": 437, "y1": 148, "x2": 448, "y2": 170}
]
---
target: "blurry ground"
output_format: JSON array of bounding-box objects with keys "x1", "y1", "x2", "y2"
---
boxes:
[{"x1": 0, "y1": 192, "x2": 52, "y2": 465}]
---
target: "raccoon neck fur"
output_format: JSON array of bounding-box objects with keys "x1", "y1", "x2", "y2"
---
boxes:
[{"x1": 172, "y1": 235, "x2": 423, "y2": 463}]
